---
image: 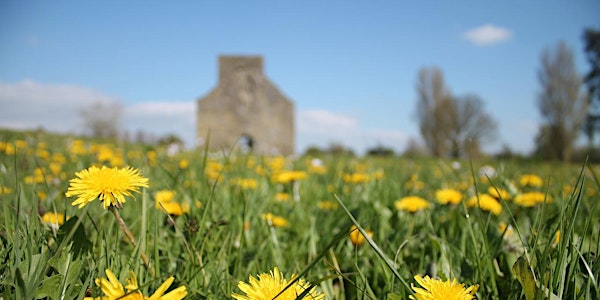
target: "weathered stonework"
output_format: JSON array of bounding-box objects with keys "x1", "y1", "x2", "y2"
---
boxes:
[{"x1": 197, "y1": 56, "x2": 295, "y2": 155}]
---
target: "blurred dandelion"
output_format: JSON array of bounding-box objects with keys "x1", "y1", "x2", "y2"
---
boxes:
[
  {"x1": 519, "y1": 174, "x2": 543, "y2": 188},
  {"x1": 435, "y1": 189, "x2": 463, "y2": 205},
  {"x1": 395, "y1": 196, "x2": 431, "y2": 213},
  {"x1": 41, "y1": 212, "x2": 67, "y2": 228},
  {"x1": 466, "y1": 194, "x2": 502, "y2": 215},
  {"x1": 513, "y1": 191, "x2": 550, "y2": 207},
  {"x1": 261, "y1": 213, "x2": 288, "y2": 227},
  {"x1": 349, "y1": 225, "x2": 373, "y2": 246}
]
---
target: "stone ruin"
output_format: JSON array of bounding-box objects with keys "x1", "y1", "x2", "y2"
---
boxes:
[{"x1": 197, "y1": 55, "x2": 295, "y2": 155}]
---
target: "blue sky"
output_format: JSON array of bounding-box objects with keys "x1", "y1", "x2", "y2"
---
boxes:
[{"x1": 1, "y1": 1, "x2": 599, "y2": 154}]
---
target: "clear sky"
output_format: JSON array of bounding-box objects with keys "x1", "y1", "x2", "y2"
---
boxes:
[{"x1": 1, "y1": 1, "x2": 599, "y2": 155}]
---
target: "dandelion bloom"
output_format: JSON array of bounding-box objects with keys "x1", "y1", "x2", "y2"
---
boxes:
[
  {"x1": 395, "y1": 196, "x2": 431, "y2": 213},
  {"x1": 410, "y1": 275, "x2": 478, "y2": 300},
  {"x1": 274, "y1": 193, "x2": 291, "y2": 202},
  {"x1": 178, "y1": 159, "x2": 189, "y2": 169},
  {"x1": 155, "y1": 190, "x2": 176, "y2": 203},
  {"x1": 466, "y1": 194, "x2": 502, "y2": 215},
  {"x1": 65, "y1": 166, "x2": 149, "y2": 209},
  {"x1": 309, "y1": 164, "x2": 327, "y2": 175},
  {"x1": 271, "y1": 171, "x2": 307, "y2": 184},
  {"x1": 317, "y1": 201, "x2": 338, "y2": 210},
  {"x1": 0, "y1": 186, "x2": 12, "y2": 195},
  {"x1": 349, "y1": 225, "x2": 373, "y2": 246},
  {"x1": 519, "y1": 174, "x2": 543, "y2": 188},
  {"x1": 41, "y1": 212, "x2": 67, "y2": 228},
  {"x1": 513, "y1": 192, "x2": 550, "y2": 207},
  {"x1": 232, "y1": 178, "x2": 258, "y2": 190},
  {"x1": 261, "y1": 213, "x2": 288, "y2": 227},
  {"x1": 158, "y1": 201, "x2": 190, "y2": 216},
  {"x1": 85, "y1": 268, "x2": 187, "y2": 300},
  {"x1": 487, "y1": 186, "x2": 510, "y2": 200},
  {"x1": 232, "y1": 267, "x2": 324, "y2": 300},
  {"x1": 155, "y1": 190, "x2": 190, "y2": 216},
  {"x1": 342, "y1": 172, "x2": 370, "y2": 184},
  {"x1": 435, "y1": 189, "x2": 463, "y2": 205}
]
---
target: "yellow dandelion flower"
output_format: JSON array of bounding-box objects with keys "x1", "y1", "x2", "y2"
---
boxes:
[
  {"x1": 154, "y1": 190, "x2": 189, "y2": 216},
  {"x1": 519, "y1": 174, "x2": 543, "y2": 188},
  {"x1": 435, "y1": 189, "x2": 463, "y2": 205},
  {"x1": 15, "y1": 140, "x2": 28, "y2": 149},
  {"x1": 317, "y1": 201, "x2": 338, "y2": 210},
  {"x1": 36, "y1": 149, "x2": 50, "y2": 160},
  {"x1": 274, "y1": 193, "x2": 291, "y2": 202},
  {"x1": 232, "y1": 267, "x2": 325, "y2": 300},
  {"x1": 41, "y1": 212, "x2": 67, "y2": 227},
  {"x1": 261, "y1": 213, "x2": 288, "y2": 227},
  {"x1": 85, "y1": 269, "x2": 187, "y2": 300},
  {"x1": 70, "y1": 139, "x2": 87, "y2": 155},
  {"x1": 96, "y1": 145, "x2": 115, "y2": 162},
  {"x1": 52, "y1": 153, "x2": 67, "y2": 164},
  {"x1": 65, "y1": 166, "x2": 149, "y2": 209},
  {"x1": 205, "y1": 161, "x2": 224, "y2": 181},
  {"x1": 349, "y1": 225, "x2": 373, "y2": 246},
  {"x1": 110, "y1": 155, "x2": 125, "y2": 168},
  {"x1": 395, "y1": 196, "x2": 431, "y2": 213},
  {"x1": 342, "y1": 172, "x2": 370, "y2": 184},
  {"x1": 177, "y1": 159, "x2": 189, "y2": 169},
  {"x1": 406, "y1": 180, "x2": 425, "y2": 191},
  {"x1": 267, "y1": 156, "x2": 287, "y2": 172},
  {"x1": 498, "y1": 222, "x2": 514, "y2": 237},
  {"x1": 308, "y1": 164, "x2": 327, "y2": 174},
  {"x1": 0, "y1": 186, "x2": 12, "y2": 196},
  {"x1": 487, "y1": 186, "x2": 510, "y2": 200},
  {"x1": 155, "y1": 190, "x2": 176, "y2": 204},
  {"x1": 271, "y1": 171, "x2": 307, "y2": 184},
  {"x1": 466, "y1": 194, "x2": 502, "y2": 215},
  {"x1": 147, "y1": 150, "x2": 157, "y2": 166},
  {"x1": 232, "y1": 178, "x2": 258, "y2": 190},
  {"x1": 146, "y1": 276, "x2": 188, "y2": 300},
  {"x1": 4, "y1": 143, "x2": 15, "y2": 155},
  {"x1": 158, "y1": 201, "x2": 190, "y2": 216},
  {"x1": 37, "y1": 191, "x2": 47, "y2": 201},
  {"x1": 410, "y1": 275, "x2": 478, "y2": 300},
  {"x1": 513, "y1": 192, "x2": 550, "y2": 207}
]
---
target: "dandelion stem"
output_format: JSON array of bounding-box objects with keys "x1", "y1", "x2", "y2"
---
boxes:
[{"x1": 110, "y1": 205, "x2": 155, "y2": 276}]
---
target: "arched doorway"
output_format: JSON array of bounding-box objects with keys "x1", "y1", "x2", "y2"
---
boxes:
[{"x1": 238, "y1": 134, "x2": 254, "y2": 153}]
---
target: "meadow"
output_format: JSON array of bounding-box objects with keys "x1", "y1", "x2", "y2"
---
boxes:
[{"x1": 0, "y1": 129, "x2": 599, "y2": 299}]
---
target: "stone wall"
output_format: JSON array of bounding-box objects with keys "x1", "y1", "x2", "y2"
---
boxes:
[{"x1": 197, "y1": 55, "x2": 295, "y2": 155}]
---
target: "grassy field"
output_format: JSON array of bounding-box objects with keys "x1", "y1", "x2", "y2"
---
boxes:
[{"x1": 1, "y1": 129, "x2": 599, "y2": 299}]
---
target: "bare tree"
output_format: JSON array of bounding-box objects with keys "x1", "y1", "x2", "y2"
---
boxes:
[
  {"x1": 415, "y1": 67, "x2": 497, "y2": 158},
  {"x1": 536, "y1": 41, "x2": 588, "y2": 161},
  {"x1": 80, "y1": 100, "x2": 123, "y2": 139},
  {"x1": 416, "y1": 67, "x2": 453, "y2": 156},
  {"x1": 582, "y1": 28, "x2": 600, "y2": 148},
  {"x1": 447, "y1": 95, "x2": 497, "y2": 158}
]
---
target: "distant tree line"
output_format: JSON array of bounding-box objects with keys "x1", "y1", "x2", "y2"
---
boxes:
[
  {"x1": 78, "y1": 100, "x2": 184, "y2": 148},
  {"x1": 413, "y1": 27, "x2": 600, "y2": 162}
]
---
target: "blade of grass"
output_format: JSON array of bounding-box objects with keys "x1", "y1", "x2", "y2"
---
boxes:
[{"x1": 334, "y1": 194, "x2": 414, "y2": 297}]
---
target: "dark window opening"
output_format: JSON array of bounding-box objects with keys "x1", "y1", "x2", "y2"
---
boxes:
[{"x1": 238, "y1": 134, "x2": 254, "y2": 153}]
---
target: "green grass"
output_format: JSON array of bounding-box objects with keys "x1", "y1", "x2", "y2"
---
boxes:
[{"x1": 0, "y1": 129, "x2": 599, "y2": 299}]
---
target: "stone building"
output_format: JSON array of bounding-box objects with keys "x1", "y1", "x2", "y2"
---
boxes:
[{"x1": 197, "y1": 55, "x2": 295, "y2": 155}]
